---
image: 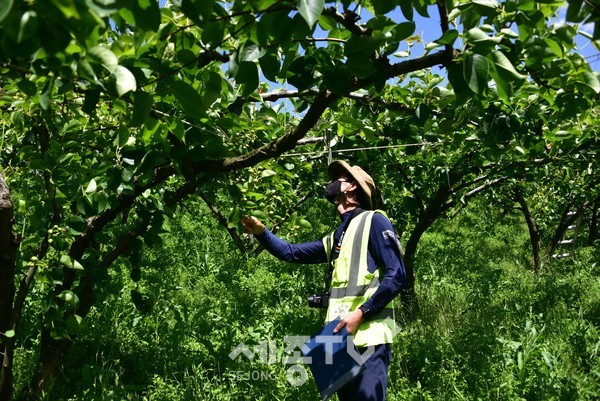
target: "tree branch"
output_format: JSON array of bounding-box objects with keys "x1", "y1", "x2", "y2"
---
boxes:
[
  {"x1": 198, "y1": 192, "x2": 247, "y2": 254},
  {"x1": 436, "y1": 0, "x2": 454, "y2": 55},
  {"x1": 259, "y1": 89, "x2": 319, "y2": 101},
  {"x1": 101, "y1": 180, "x2": 204, "y2": 268},
  {"x1": 66, "y1": 163, "x2": 176, "y2": 276},
  {"x1": 142, "y1": 50, "x2": 229, "y2": 88},
  {"x1": 253, "y1": 189, "x2": 316, "y2": 257},
  {"x1": 198, "y1": 91, "x2": 338, "y2": 173},
  {"x1": 387, "y1": 49, "x2": 457, "y2": 77},
  {"x1": 322, "y1": 7, "x2": 371, "y2": 36},
  {"x1": 296, "y1": 136, "x2": 325, "y2": 145},
  {"x1": 515, "y1": 186, "x2": 542, "y2": 274}
]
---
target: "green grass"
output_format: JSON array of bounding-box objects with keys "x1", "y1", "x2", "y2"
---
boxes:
[{"x1": 13, "y1": 201, "x2": 599, "y2": 400}]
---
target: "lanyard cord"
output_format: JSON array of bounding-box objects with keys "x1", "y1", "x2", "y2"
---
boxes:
[{"x1": 324, "y1": 208, "x2": 364, "y2": 292}]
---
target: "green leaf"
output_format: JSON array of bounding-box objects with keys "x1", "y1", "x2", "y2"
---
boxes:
[
  {"x1": 85, "y1": 179, "x2": 97, "y2": 193},
  {"x1": 297, "y1": 0, "x2": 325, "y2": 29},
  {"x1": 524, "y1": 38, "x2": 556, "y2": 66},
  {"x1": 65, "y1": 314, "x2": 85, "y2": 334},
  {"x1": 89, "y1": 46, "x2": 118, "y2": 73},
  {"x1": 236, "y1": 61, "x2": 258, "y2": 84},
  {"x1": 287, "y1": 56, "x2": 315, "y2": 91},
  {"x1": 168, "y1": 81, "x2": 206, "y2": 119},
  {"x1": 122, "y1": 168, "x2": 134, "y2": 182},
  {"x1": 566, "y1": 0, "x2": 584, "y2": 22},
  {"x1": 472, "y1": 0, "x2": 499, "y2": 16},
  {"x1": 60, "y1": 255, "x2": 84, "y2": 270},
  {"x1": 131, "y1": 0, "x2": 160, "y2": 31},
  {"x1": 50, "y1": 325, "x2": 70, "y2": 340},
  {"x1": 0, "y1": 0, "x2": 14, "y2": 24},
  {"x1": 490, "y1": 69, "x2": 512, "y2": 103},
  {"x1": 344, "y1": 36, "x2": 384, "y2": 57},
  {"x1": 114, "y1": 65, "x2": 136, "y2": 97},
  {"x1": 577, "y1": 71, "x2": 600, "y2": 94},
  {"x1": 130, "y1": 91, "x2": 154, "y2": 127},
  {"x1": 176, "y1": 49, "x2": 196, "y2": 66},
  {"x1": 259, "y1": 53, "x2": 280, "y2": 82},
  {"x1": 82, "y1": 89, "x2": 101, "y2": 116},
  {"x1": 239, "y1": 43, "x2": 266, "y2": 62},
  {"x1": 345, "y1": 57, "x2": 376, "y2": 78},
  {"x1": 323, "y1": 67, "x2": 350, "y2": 94},
  {"x1": 17, "y1": 10, "x2": 38, "y2": 43},
  {"x1": 95, "y1": 193, "x2": 109, "y2": 213},
  {"x1": 463, "y1": 54, "x2": 489, "y2": 95},
  {"x1": 553, "y1": 24, "x2": 576, "y2": 46},
  {"x1": 57, "y1": 290, "x2": 79, "y2": 308},
  {"x1": 247, "y1": 192, "x2": 266, "y2": 200},
  {"x1": 490, "y1": 50, "x2": 526, "y2": 81},
  {"x1": 236, "y1": 61, "x2": 259, "y2": 95},
  {"x1": 298, "y1": 218, "x2": 312, "y2": 230},
  {"x1": 399, "y1": 0, "x2": 413, "y2": 21},
  {"x1": 50, "y1": 0, "x2": 80, "y2": 19},
  {"x1": 393, "y1": 22, "x2": 415, "y2": 42},
  {"x1": 202, "y1": 20, "x2": 226, "y2": 46},
  {"x1": 17, "y1": 78, "x2": 36, "y2": 96},
  {"x1": 39, "y1": 77, "x2": 54, "y2": 110},
  {"x1": 436, "y1": 29, "x2": 459, "y2": 45},
  {"x1": 414, "y1": 0, "x2": 429, "y2": 17},
  {"x1": 372, "y1": 0, "x2": 398, "y2": 15},
  {"x1": 39, "y1": 19, "x2": 71, "y2": 54},
  {"x1": 261, "y1": 169, "x2": 277, "y2": 179},
  {"x1": 465, "y1": 27, "x2": 502, "y2": 47},
  {"x1": 250, "y1": 209, "x2": 267, "y2": 220}
]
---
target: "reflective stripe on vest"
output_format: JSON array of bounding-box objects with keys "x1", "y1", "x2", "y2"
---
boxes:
[{"x1": 322, "y1": 210, "x2": 397, "y2": 347}]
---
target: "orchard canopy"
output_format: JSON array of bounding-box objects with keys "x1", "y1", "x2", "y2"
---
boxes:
[{"x1": 0, "y1": 0, "x2": 599, "y2": 399}]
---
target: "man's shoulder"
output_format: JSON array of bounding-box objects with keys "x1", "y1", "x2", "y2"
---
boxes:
[{"x1": 368, "y1": 210, "x2": 394, "y2": 232}]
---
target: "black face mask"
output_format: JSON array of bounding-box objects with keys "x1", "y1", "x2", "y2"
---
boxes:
[{"x1": 324, "y1": 180, "x2": 343, "y2": 204}]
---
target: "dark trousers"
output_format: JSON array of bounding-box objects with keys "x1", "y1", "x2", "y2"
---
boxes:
[{"x1": 337, "y1": 343, "x2": 392, "y2": 401}]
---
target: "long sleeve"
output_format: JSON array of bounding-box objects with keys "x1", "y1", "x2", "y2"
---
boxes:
[{"x1": 255, "y1": 228, "x2": 327, "y2": 264}]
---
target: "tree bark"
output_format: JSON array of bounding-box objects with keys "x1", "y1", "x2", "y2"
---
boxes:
[
  {"x1": 588, "y1": 201, "x2": 598, "y2": 246},
  {"x1": 544, "y1": 200, "x2": 595, "y2": 263},
  {"x1": 401, "y1": 184, "x2": 454, "y2": 319},
  {"x1": 514, "y1": 188, "x2": 542, "y2": 274},
  {"x1": 0, "y1": 176, "x2": 18, "y2": 401},
  {"x1": 19, "y1": 332, "x2": 71, "y2": 401}
]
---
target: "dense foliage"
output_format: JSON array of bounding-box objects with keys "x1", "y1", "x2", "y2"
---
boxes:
[
  {"x1": 0, "y1": 0, "x2": 598, "y2": 399},
  {"x1": 11, "y1": 200, "x2": 600, "y2": 400}
]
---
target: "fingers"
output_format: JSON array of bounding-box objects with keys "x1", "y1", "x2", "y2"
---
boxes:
[
  {"x1": 333, "y1": 320, "x2": 345, "y2": 334},
  {"x1": 241, "y1": 215, "x2": 264, "y2": 235},
  {"x1": 242, "y1": 215, "x2": 257, "y2": 225},
  {"x1": 334, "y1": 310, "x2": 363, "y2": 334}
]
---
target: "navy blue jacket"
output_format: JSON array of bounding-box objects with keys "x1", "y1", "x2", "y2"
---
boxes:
[{"x1": 256, "y1": 210, "x2": 406, "y2": 317}]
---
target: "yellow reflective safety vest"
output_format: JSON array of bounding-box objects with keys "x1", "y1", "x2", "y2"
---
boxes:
[{"x1": 322, "y1": 210, "x2": 397, "y2": 347}]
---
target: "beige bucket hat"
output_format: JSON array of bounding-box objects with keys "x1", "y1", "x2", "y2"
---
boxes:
[{"x1": 328, "y1": 160, "x2": 380, "y2": 210}]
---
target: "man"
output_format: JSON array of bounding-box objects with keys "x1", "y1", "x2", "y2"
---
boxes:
[{"x1": 241, "y1": 160, "x2": 406, "y2": 401}]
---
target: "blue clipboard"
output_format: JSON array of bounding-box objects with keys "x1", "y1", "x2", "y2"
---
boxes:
[{"x1": 302, "y1": 318, "x2": 366, "y2": 400}]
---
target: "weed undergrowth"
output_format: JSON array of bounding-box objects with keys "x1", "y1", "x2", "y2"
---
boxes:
[{"x1": 13, "y1": 201, "x2": 599, "y2": 400}]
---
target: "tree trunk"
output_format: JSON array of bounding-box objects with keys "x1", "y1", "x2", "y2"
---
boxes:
[
  {"x1": 400, "y1": 219, "x2": 426, "y2": 320},
  {"x1": 588, "y1": 201, "x2": 598, "y2": 246},
  {"x1": 18, "y1": 331, "x2": 71, "y2": 401},
  {"x1": 0, "y1": 176, "x2": 17, "y2": 401},
  {"x1": 400, "y1": 184, "x2": 455, "y2": 319},
  {"x1": 514, "y1": 189, "x2": 542, "y2": 274},
  {"x1": 545, "y1": 204, "x2": 582, "y2": 264}
]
